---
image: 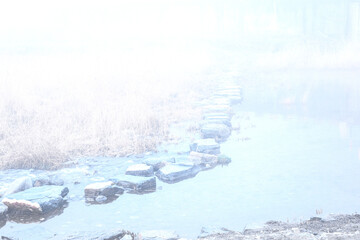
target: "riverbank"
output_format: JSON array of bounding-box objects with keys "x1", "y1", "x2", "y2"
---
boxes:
[{"x1": 199, "y1": 214, "x2": 360, "y2": 240}]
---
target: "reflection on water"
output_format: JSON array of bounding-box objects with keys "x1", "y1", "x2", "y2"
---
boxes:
[{"x1": 6, "y1": 203, "x2": 68, "y2": 224}]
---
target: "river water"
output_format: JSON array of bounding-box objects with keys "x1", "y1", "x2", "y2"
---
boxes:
[{"x1": 1, "y1": 69, "x2": 360, "y2": 239}]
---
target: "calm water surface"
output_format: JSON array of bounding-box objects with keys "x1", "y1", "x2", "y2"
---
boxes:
[{"x1": 2, "y1": 71, "x2": 360, "y2": 239}]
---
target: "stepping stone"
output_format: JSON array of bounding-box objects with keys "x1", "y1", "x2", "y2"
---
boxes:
[
  {"x1": 2, "y1": 185, "x2": 69, "y2": 214},
  {"x1": 190, "y1": 138, "x2": 220, "y2": 155},
  {"x1": 139, "y1": 230, "x2": 179, "y2": 240},
  {"x1": 203, "y1": 113, "x2": 232, "y2": 128},
  {"x1": 203, "y1": 113, "x2": 231, "y2": 122},
  {"x1": 200, "y1": 123, "x2": 231, "y2": 142},
  {"x1": 201, "y1": 119, "x2": 232, "y2": 128},
  {"x1": 229, "y1": 95, "x2": 243, "y2": 104},
  {"x1": 188, "y1": 151, "x2": 218, "y2": 170},
  {"x1": 144, "y1": 157, "x2": 172, "y2": 171},
  {"x1": 112, "y1": 175, "x2": 156, "y2": 194},
  {"x1": 155, "y1": 163, "x2": 201, "y2": 184},
  {"x1": 203, "y1": 104, "x2": 232, "y2": 114},
  {"x1": 125, "y1": 164, "x2": 154, "y2": 177},
  {"x1": 204, "y1": 112, "x2": 232, "y2": 120},
  {"x1": 84, "y1": 181, "x2": 124, "y2": 203},
  {"x1": 210, "y1": 97, "x2": 231, "y2": 105},
  {"x1": 0, "y1": 202, "x2": 8, "y2": 220}
]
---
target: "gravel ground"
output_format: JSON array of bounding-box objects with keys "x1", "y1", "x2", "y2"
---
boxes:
[{"x1": 199, "y1": 214, "x2": 360, "y2": 240}]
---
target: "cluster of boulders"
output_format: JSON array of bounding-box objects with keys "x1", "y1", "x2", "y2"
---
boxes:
[{"x1": 0, "y1": 175, "x2": 68, "y2": 225}]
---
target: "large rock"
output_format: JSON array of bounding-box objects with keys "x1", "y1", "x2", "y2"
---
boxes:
[
  {"x1": 200, "y1": 123, "x2": 231, "y2": 142},
  {"x1": 113, "y1": 175, "x2": 156, "y2": 194},
  {"x1": 84, "y1": 181, "x2": 124, "y2": 203},
  {"x1": 155, "y1": 163, "x2": 201, "y2": 184},
  {"x1": 3, "y1": 176, "x2": 33, "y2": 196},
  {"x1": 126, "y1": 164, "x2": 154, "y2": 177},
  {"x1": 139, "y1": 230, "x2": 179, "y2": 240},
  {"x1": 190, "y1": 139, "x2": 220, "y2": 155},
  {"x1": 2, "y1": 185, "x2": 69, "y2": 214}
]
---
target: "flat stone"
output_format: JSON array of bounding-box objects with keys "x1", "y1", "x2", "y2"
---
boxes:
[
  {"x1": 203, "y1": 112, "x2": 232, "y2": 121},
  {"x1": 84, "y1": 181, "x2": 124, "y2": 203},
  {"x1": 144, "y1": 157, "x2": 172, "y2": 171},
  {"x1": 155, "y1": 163, "x2": 201, "y2": 184},
  {"x1": 2, "y1": 185, "x2": 69, "y2": 214},
  {"x1": 203, "y1": 104, "x2": 232, "y2": 114},
  {"x1": 210, "y1": 97, "x2": 231, "y2": 105},
  {"x1": 201, "y1": 119, "x2": 232, "y2": 128},
  {"x1": 113, "y1": 175, "x2": 156, "y2": 194},
  {"x1": 188, "y1": 151, "x2": 218, "y2": 170},
  {"x1": 190, "y1": 139, "x2": 220, "y2": 155},
  {"x1": 3, "y1": 176, "x2": 33, "y2": 196},
  {"x1": 200, "y1": 123, "x2": 231, "y2": 142},
  {"x1": 0, "y1": 202, "x2": 8, "y2": 219},
  {"x1": 140, "y1": 230, "x2": 179, "y2": 240},
  {"x1": 126, "y1": 164, "x2": 154, "y2": 177}
]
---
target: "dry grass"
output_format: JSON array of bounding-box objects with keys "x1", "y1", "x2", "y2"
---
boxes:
[{"x1": 0, "y1": 53, "x2": 211, "y2": 170}]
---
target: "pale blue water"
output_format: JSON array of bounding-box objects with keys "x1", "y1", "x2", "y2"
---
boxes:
[{"x1": 2, "y1": 75, "x2": 360, "y2": 239}]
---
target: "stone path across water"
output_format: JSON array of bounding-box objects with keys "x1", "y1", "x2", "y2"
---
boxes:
[{"x1": 0, "y1": 78, "x2": 243, "y2": 239}]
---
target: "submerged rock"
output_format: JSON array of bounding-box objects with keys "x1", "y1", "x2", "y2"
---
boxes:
[
  {"x1": 3, "y1": 176, "x2": 33, "y2": 196},
  {"x1": 126, "y1": 164, "x2": 154, "y2": 177},
  {"x1": 113, "y1": 175, "x2": 156, "y2": 194},
  {"x1": 190, "y1": 139, "x2": 220, "y2": 155},
  {"x1": 84, "y1": 181, "x2": 124, "y2": 203},
  {"x1": 155, "y1": 163, "x2": 201, "y2": 184},
  {"x1": 2, "y1": 185, "x2": 69, "y2": 214},
  {"x1": 139, "y1": 230, "x2": 179, "y2": 240},
  {"x1": 200, "y1": 123, "x2": 231, "y2": 142}
]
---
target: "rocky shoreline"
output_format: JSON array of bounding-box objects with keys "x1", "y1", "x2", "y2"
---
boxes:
[{"x1": 198, "y1": 214, "x2": 360, "y2": 240}]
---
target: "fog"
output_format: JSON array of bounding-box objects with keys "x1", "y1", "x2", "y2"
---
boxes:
[{"x1": 1, "y1": 1, "x2": 360, "y2": 238}]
